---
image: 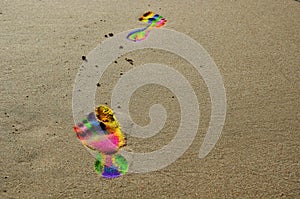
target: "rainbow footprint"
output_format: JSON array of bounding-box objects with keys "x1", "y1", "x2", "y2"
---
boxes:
[{"x1": 127, "y1": 11, "x2": 167, "y2": 42}]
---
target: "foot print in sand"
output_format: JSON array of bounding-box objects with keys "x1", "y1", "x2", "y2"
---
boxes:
[
  {"x1": 73, "y1": 105, "x2": 128, "y2": 178},
  {"x1": 127, "y1": 11, "x2": 167, "y2": 42}
]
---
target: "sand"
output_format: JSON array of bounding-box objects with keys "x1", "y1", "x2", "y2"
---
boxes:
[{"x1": 1, "y1": 0, "x2": 299, "y2": 198}]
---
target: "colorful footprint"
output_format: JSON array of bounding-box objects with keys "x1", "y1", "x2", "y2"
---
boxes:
[
  {"x1": 73, "y1": 105, "x2": 128, "y2": 178},
  {"x1": 127, "y1": 11, "x2": 167, "y2": 42}
]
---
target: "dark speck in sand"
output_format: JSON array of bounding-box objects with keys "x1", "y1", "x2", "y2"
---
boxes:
[
  {"x1": 125, "y1": 58, "x2": 134, "y2": 65},
  {"x1": 119, "y1": 46, "x2": 123, "y2": 49},
  {"x1": 120, "y1": 72, "x2": 123, "y2": 75},
  {"x1": 95, "y1": 65, "x2": 98, "y2": 68},
  {"x1": 172, "y1": 96, "x2": 175, "y2": 98},
  {"x1": 114, "y1": 61, "x2": 118, "y2": 63},
  {"x1": 82, "y1": 56, "x2": 87, "y2": 61},
  {"x1": 108, "y1": 33, "x2": 114, "y2": 37},
  {"x1": 96, "y1": 83, "x2": 101, "y2": 87},
  {"x1": 104, "y1": 35, "x2": 108, "y2": 38}
]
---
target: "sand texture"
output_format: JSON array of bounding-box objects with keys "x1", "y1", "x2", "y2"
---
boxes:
[{"x1": 1, "y1": 0, "x2": 299, "y2": 198}]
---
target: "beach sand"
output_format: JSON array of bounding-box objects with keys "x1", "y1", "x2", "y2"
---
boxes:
[{"x1": 1, "y1": 0, "x2": 299, "y2": 198}]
